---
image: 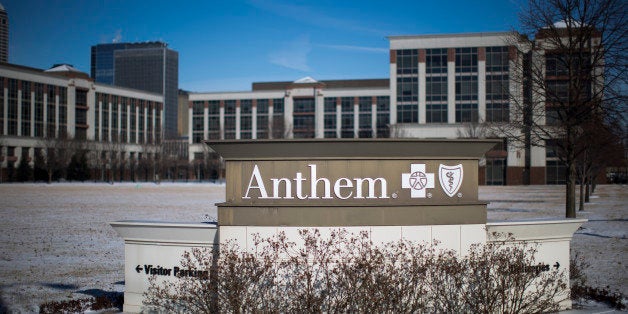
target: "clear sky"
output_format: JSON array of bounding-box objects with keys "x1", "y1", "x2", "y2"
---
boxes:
[{"x1": 4, "y1": 0, "x2": 522, "y2": 92}]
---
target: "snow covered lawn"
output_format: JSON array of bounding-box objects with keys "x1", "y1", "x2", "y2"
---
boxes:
[{"x1": 0, "y1": 183, "x2": 625, "y2": 312}]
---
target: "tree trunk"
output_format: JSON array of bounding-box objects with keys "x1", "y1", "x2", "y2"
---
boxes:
[
  {"x1": 579, "y1": 178, "x2": 585, "y2": 211},
  {"x1": 585, "y1": 177, "x2": 590, "y2": 203},
  {"x1": 566, "y1": 161, "x2": 577, "y2": 218}
]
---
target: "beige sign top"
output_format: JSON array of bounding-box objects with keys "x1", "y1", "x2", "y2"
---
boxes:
[{"x1": 208, "y1": 139, "x2": 499, "y2": 227}]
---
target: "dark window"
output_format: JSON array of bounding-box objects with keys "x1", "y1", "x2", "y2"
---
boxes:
[
  {"x1": 192, "y1": 101, "x2": 204, "y2": 144},
  {"x1": 358, "y1": 97, "x2": 372, "y2": 138},
  {"x1": 293, "y1": 98, "x2": 315, "y2": 138},
  {"x1": 486, "y1": 46, "x2": 509, "y2": 72},
  {"x1": 376, "y1": 96, "x2": 390, "y2": 138},
  {"x1": 397, "y1": 76, "x2": 418, "y2": 102},
  {"x1": 256, "y1": 99, "x2": 269, "y2": 139},
  {"x1": 426, "y1": 48, "x2": 448, "y2": 74},
  {"x1": 340, "y1": 97, "x2": 354, "y2": 138},
  {"x1": 455, "y1": 47, "x2": 478, "y2": 73},
  {"x1": 396, "y1": 49, "x2": 418, "y2": 74},
  {"x1": 324, "y1": 98, "x2": 337, "y2": 138}
]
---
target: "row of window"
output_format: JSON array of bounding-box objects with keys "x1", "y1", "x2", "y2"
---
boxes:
[
  {"x1": 191, "y1": 97, "x2": 390, "y2": 142},
  {"x1": 396, "y1": 46, "x2": 510, "y2": 124},
  {"x1": 0, "y1": 77, "x2": 67, "y2": 138},
  {"x1": 94, "y1": 92, "x2": 162, "y2": 144}
]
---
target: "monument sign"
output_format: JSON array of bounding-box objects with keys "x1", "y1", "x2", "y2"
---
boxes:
[{"x1": 112, "y1": 139, "x2": 585, "y2": 312}]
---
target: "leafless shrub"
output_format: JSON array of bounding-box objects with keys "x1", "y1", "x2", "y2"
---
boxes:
[{"x1": 144, "y1": 229, "x2": 567, "y2": 313}]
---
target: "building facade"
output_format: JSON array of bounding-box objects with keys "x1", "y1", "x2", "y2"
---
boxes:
[
  {"x1": 91, "y1": 42, "x2": 178, "y2": 139},
  {"x1": 0, "y1": 63, "x2": 163, "y2": 181},
  {"x1": 187, "y1": 31, "x2": 589, "y2": 185},
  {"x1": 0, "y1": 3, "x2": 8, "y2": 63},
  {"x1": 187, "y1": 77, "x2": 391, "y2": 161},
  {"x1": 387, "y1": 32, "x2": 534, "y2": 185}
]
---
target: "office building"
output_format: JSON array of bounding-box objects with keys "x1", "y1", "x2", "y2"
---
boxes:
[
  {"x1": 187, "y1": 77, "x2": 390, "y2": 159},
  {"x1": 188, "y1": 29, "x2": 604, "y2": 185},
  {"x1": 0, "y1": 3, "x2": 8, "y2": 63},
  {"x1": 0, "y1": 62, "x2": 163, "y2": 181},
  {"x1": 91, "y1": 42, "x2": 178, "y2": 139},
  {"x1": 387, "y1": 32, "x2": 521, "y2": 185}
]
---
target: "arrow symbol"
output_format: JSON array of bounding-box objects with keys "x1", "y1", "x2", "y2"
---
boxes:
[
  {"x1": 553, "y1": 262, "x2": 560, "y2": 269},
  {"x1": 135, "y1": 265, "x2": 142, "y2": 273}
]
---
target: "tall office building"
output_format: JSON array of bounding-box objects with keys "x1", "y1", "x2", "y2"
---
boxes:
[
  {"x1": 91, "y1": 42, "x2": 178, "y2": 139},
  {"x1": 0, "y1": 3, "x2": 8, "y2": 63}
]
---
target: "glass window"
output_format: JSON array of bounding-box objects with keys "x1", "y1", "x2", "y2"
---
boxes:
[
  {"x1": 256, "y1": 99, "x2": 269, "y2": 139},
  {"x1": 376, "y1": 96, "x2": 390, "y2": 138},
  {"x1": 397, "y1": 76, "x2": 418, "y2": 102},
  {"x1": 426, "y1": 48, "x2": 448, "y2": 74},
  {"x1": 324, "y1": 98, "x2": 337, "y2": 138},
  {"x1": 396, "y1": 49, "x2": 418, "y2": 74},
  {"x1": 192, "y1": 101, "x2": 204, "y2": 144},
  {"x1": 455, "y1": 47, "x2": 478, "y2": 73},
  {"x1": 486, "y1": 46, "x2": 509, "y2": 73},
  {"x1": 293, "y1": 98, "x2": 315, "y2": 138}
]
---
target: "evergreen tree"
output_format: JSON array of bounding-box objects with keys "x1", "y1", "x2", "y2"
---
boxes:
[
  {"x1": 16, "y1": 155, "x2": 33, "y2": 182},
  {"x1": 33, "y1": 149, "x2": 48, "y2": 182}
]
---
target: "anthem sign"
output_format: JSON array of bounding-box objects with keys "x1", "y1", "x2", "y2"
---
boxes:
[
  {"x1": 243, "y1": 163, "x2": 465, "y2": 201},
  {"x1": 209, "y1": 139, "x2": 497, "y2": 227}
]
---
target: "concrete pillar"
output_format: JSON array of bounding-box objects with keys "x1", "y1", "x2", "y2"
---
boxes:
[
  {"x1": 389, "y1": 50, "x2": 397, "y2": 125},
  {"x1": 43, "y1": 93, "x2": 48, "y2": 138},
  {"x1": 252, "y1": 100, "x2": 257, "y2": 139},
  {"x1": 3, "y1": 87, "x2": 7, "y2": 136},
  {"x1": 353, "y1": 98, "x2": 359, "y2": 138},
  {"x1": 284, "y1": 94, "x2": 293, "y2": 139},
  {"x1": 235, "y1": 100, "x2": 241, "y2": 140},
  {"x1": 135, "y1": 104, "x2": 140, "y2": 144},
  {"x1": 151, "y1": 105, "x2": 155, "y2": 144},
  {"x1": 16, "y1": 90, "x2": 21, "y2": 136},
  {"x1": 335, "y1": 98, "x2": 341, "y2": 138},
  {"x1": 268, "y1": 101, "x2": 274, "y2": 139},
  {"x1": 478, "y1": 47, "x2": 486, "y2": 123},
  {"x1": 203, "y1": 102, "x2": 209, "y2": 141},
  {"x1": 418, "y1": 49, "x2": 426, "y2": 124},
  {"x1": 315, "y1": 91, "x2": 324, "y2": 138},
  {"x1": 117, "y1": 103, "x2": 121, "y2": 141},
  {"x1": 126, "y1": 103, "x2": 131, "y2": 143},
  {"x1": 55, "y1": 95, "x2": 59, "y2": 138},
  {"x1": 188, "y1": 104, "x2": 193, "y2": 144},
  {"x1": 98, "y1": 101, "x2": 103, "y2": 141},
  {"x1": 30, "y1": 91, "x2": 35, "y2": 137},
  {"x1": 67, "y1": 86, "x2": 75, "y2": 138},
  {"x1": 144, "y1": 105, "x2": 148, "y2": 144},
  {"x1": 108, "y1": 102, "x2": 112, "y2": 142},
  {"x1": 371, "y1": 97, "x2": 377, "y2": 138},
  {"x1": 447, "y1": 48, "x2": 456, "y2": 124},
  {"x1": 219, "y1": 101, "x2": 225, "y2": 140}
]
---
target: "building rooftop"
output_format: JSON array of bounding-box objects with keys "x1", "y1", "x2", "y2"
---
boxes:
[
  {"x1": 387, "y1": 31, "x2": 516, "y2": 40},
  {"x1": 252, "y1": 78, "x2": 389, "y2": 91}
]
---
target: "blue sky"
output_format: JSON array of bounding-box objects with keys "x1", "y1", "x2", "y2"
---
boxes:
[{"x1": 4, "y1": 0, "x2": 521, "y2": 92}]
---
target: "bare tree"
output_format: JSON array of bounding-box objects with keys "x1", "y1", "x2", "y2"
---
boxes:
[
  {"x1": 271, "y1": 118, "x2": 292, "y2": 139},
  {"x1": 38, "y1": 136, "x2": 60, "y2": 183},
  {"x1": 144, "y1": 230, "x2": 567, "y2": 313},
  {"x1": 456, "y1": 119, "x2": 495, "y2": 139},
  {"x1": 497, "y1": 0, "x2": 627, "y2": 217}
]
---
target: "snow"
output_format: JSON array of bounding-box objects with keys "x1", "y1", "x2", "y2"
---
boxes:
[
  {"x1": 0, "y1": 183, "x2": 625, "y2": 312},
  {"x1": 293, "y1": 76, "x2": 318, "y2": 83}
]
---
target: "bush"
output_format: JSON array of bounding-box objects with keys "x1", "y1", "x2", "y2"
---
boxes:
[
  {"x1": 39, "y1": 294, "x2": 122, "y2": 314},
  {"x1": 144, "y1": 229, "x2": 567, "y2": 313}
]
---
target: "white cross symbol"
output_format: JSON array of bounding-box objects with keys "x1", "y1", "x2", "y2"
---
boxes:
[{"x1": 401, "y1": 164, "x2": 435, "y2": 198}]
